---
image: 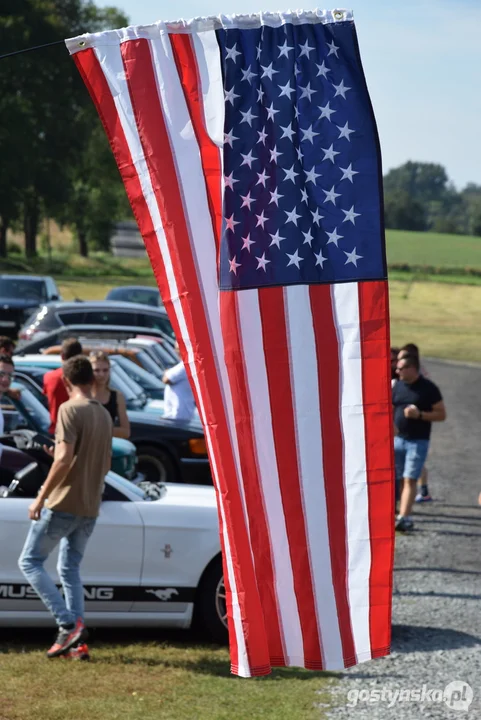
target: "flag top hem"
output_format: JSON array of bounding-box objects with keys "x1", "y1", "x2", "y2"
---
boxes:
[{"x1": 65, "y1": 8, "x2": 353, "y2": 55}]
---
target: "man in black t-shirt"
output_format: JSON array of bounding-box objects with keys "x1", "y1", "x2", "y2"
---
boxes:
[{"x1": 392, "y1": 354, "x2": 446, "y2": 531}]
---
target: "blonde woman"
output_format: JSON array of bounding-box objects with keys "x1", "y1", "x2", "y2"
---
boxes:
[{"x1": 89, "y1": 352, "x2": 130, "y2": 439}]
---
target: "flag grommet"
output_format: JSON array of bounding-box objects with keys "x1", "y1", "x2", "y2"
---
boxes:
[{"x1": 333, "y1": 10, "x2": 345, "y2": 20}]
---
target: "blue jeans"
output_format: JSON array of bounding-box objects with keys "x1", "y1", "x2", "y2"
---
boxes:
[
  {"x1": 394, "y1": 436, "x2": 430, "y2": 483},
  {"x1": 18, "y1": 509, "x2": 96, "y2": 628}
]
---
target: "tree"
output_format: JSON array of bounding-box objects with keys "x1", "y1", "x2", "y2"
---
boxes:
[
  {"x1": 384, "y1": 161, "x2": 450, "y2": 206},
  {"x1": 384, "y1": 190, "x2": 426, "y2": 231},
  {"x1": 0, "y1": 1, "x2": 128, "y2": 257}
]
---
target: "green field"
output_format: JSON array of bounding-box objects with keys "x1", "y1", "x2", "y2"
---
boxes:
[{"x1": 386, "y1": 229, "x2": 481, "y2": 271}]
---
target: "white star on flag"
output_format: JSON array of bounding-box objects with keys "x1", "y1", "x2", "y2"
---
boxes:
[
  {"x1": 333, "y1": 79, "x2": 351, "y2": 99},
  {"x1": 269, "y1": 146, "x2": 282, "y2": 163},
  {"x1": 339, "y1": 164, "x2": 359, "y2": 183},
  {"x1": 300, "y1": 124, "x2": 319, "y2": 144},
  {"x1": 300, "y1": 188, "x2": 309, "y2": 203},
  {"x1": 327, "y1": 39, "x2": 339, "y2": 57},
  {"x1": 337, "y1": 122, "x2": 355, "y2": 141},
  {"x1": 224, "y1": 129, "x2": 238, "y2": 147},
  {"x1": 319, "y1": 102, "x2": 336, "y2": 121},
  {"x1": 322, "y1": 144, "x2": 341, "y2": 163},
  {"x1": 225, "y1": 214, "x2": 239, "y2": 231},
  {"x1": 256, "y1": 252, "x2": 270, "y2": 271},
  {"x1": 266, "y1": 102, "x2": 280, "y2": 121},
  {"x1": 269, "y1": 230, "x2": 285, "y2": 248},
  {"x1": 323, "y1": 185, "x2": 342, "y2": 205},
  {"x1": 304, "y1": 167, "x2": 321, "y2": 184},
  {"x1": 224, "y1": 172, "x2": 238, "y2": 190},
  {"x1": 256, "y1": 211, "x2": 268, "y2": 228},
  {"x1": 261, "y1": 63, "x2": 279, "y2": 80},
  {"x1": 342, "y1": 205, "x2": 361, "y2": 224},
  {"x1": 311, "y1": 208, "x2": 323, "y2": 225},
  {"x1": 325, "y1": 227, "x2": 343, "y2": 246},
  {"x1": 315, "y1": 249, "x2": 327, "y2": 267},
  {"x1": 285, "y1": 207, "x2": 301, "y2": 226},
  {"x1": 225, "y1": 44, "x2": 241, "y2": 62},
  {"x1": 316, "y1": 60, "x2": 331, "y2": 78},
  {"x1": 240, "y1": 192, "x2": 254, "y2": 209},
  {"x1": 299, "y1": 82, "x2": 316, "y2": 101},
  {"x1": 278, "y1": 40, "x2": 294, "y2": 58},
  {"x1": 269, "y1": 188, "x2": 284, "y2": 206},
  {"x1": 283, "y1": 164, "x2": 299, "y2": 183},
  {"x1": 280, "y1": 123, "x2": 295, "y2": 141},
  {"x1": 256, "y1": 169, "x2": 269, "y2": 187},
  {"x1": 344, "y1": 247, "x2": 363, "y2": 266},
  {"x1": 241, "y1": 65, "x2": 257, "y2": 84},
  {"x1": 257, "y1": 127, "x2": 268, "y2": 145},
  {"x1": 240, "y1": 108, "x2": 257, "y2": 126},
  {"x1": 302, "y1": 229, "x2": 314, "y2": 246},
  {"x1": 241, "y1": 234, "x2": 255, "y2": 252},
  {"x1": 278, "y1": 81, "x2": 295, "y2": 99},
  {"x1": 298, "y1": 39, "x2": 314, "y2": 58},
  {"x1": 240, "y1": 150, "x2": 256, "y2": 168},
  {"x1": 225, "y1": 87, "x2": 240, "y2": 105},
  {"x1": 229, "y1": 256, "x2": 241, "y2": 274},
  {"x1": 286, "y1": 249, "x2": 304, "y2": 267}
]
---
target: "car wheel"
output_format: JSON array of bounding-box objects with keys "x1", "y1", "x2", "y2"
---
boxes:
[
  {"x1": 195, "y1": 556, "x2": 228, "y2": 644},
  {"x1": 136, "y1": 445, "x2": 176, "y2": 483}
]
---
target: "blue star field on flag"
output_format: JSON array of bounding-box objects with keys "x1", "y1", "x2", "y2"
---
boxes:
[{"x1": 217, "y1": 21, "x2": 387, "y2": 291}]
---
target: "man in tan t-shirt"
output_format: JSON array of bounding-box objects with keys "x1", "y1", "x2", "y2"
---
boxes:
[{"x1": 19, "y1": 355, "x2": 112, "y2": 659}]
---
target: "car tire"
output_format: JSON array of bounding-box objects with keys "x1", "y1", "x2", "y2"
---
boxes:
[
  {"x1": 136, "y1": 445, "x2": 176, "y2": 484},
  {"x1": 195, "y1": 556, "x2": 228, "y2": 644}
]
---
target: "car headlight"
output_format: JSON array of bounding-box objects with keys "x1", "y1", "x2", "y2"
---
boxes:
[{"x1": 188, "y1": 438, "x2": 207, "y2": 456}]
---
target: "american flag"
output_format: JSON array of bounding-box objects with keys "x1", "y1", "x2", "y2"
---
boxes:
[{"x1": 67, "y1": 9, "x2": 395, "y2": 677}]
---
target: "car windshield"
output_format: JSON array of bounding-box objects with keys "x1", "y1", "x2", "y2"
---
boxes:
[
  {"x1": 0, "y1": 278, "x2": 47, "y2": 301},
  {"x1": 110, "y1": 364, "x2": 147, "y2": 408},
  {"x1": 3, "y1": 382, "x2": 51, "y2": 433},
  {"x1": 107, "y1": 472, "x2": 148, "y2": 501},
  {"x1": 111, "y1": 355, "x2": 165, "y2": 393}
]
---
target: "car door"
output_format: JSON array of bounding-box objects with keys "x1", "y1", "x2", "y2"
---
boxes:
[{"x1": 0, "y1": 488, "x2": 144, "y2": 619}]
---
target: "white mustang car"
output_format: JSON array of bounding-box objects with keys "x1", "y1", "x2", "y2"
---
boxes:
[{"x1": 0, "y1": 471, "x2": 227, "y2": 642}]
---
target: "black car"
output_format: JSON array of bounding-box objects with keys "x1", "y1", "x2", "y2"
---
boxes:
[
  {"x1": 18, "y1": 301, "x2": 174, "y2": 344},
  {"x1": 13, "y1": 362, "x2": 211, "y2": 486},
  {"x1": 0, "y1": 275, "x2": 61, "y2": 338},
  {"x1": 105, "y1": 285, "x2": 162, "y2": 308}
]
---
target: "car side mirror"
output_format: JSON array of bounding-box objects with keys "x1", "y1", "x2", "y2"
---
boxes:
[{"x1": 50, "y1": 294, "x2": 59, "y2": 301}]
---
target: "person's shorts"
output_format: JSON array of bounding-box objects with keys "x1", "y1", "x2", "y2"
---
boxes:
[{"x1": 394, "y1": 436, "x2": 429, "y2": 481}]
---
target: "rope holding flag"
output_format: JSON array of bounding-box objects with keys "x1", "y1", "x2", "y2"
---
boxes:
[{"x1": 66, "y1": 9, "x2": 395, "y2": 677}]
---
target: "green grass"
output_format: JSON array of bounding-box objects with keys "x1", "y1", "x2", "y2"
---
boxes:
[
  {"x1": 0, "y1": 631, "x2": 334, "y2": 720},
  {"x1": 386, "y1": 229, "x2": 481, "y2": 271}
]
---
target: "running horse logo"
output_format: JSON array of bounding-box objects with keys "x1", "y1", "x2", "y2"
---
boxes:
[{"x1": 146, "y1": 588, "x2": 179, "y2": 601}]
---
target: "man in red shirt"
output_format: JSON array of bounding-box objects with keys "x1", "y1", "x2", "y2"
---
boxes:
[{"x1": 43, "y1": 339, "x2": 83, "y2": 434}]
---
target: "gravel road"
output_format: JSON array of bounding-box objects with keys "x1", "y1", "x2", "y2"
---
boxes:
[{"x1": 323, "y1": 359, "x2": 481, "y2": 719}]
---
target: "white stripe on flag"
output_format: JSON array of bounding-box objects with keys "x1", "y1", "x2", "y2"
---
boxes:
[
  {"x1": 237, "y1": 288, "x2": 304, "y2": 664},
  {"x1": 284, "y1": 284, "x2": 345, "y2": 669},
  {"x1": 93, "y1": 38, "x2": 250, "y2": 675},
  {"x1": 331, "y1": 282, "x2": 372, "y2": 661},
  {"x1": 192, "y1": 31, "x2": 225, "y2": 147}
]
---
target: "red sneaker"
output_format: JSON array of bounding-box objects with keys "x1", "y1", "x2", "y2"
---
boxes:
[
  {"x1": 62, "y1": 643, "x2": 90, "y2": 661},
  {"x1": 47, "y1": 618, "x2": 86, "y2": 658}
]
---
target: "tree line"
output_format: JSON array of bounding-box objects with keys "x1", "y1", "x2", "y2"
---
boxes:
[
  {"x1": 1, "y1": 3, "x2": 480, "y2": 260},
  {"x1": 384, "y1": 162, "x2": 481, "y2": 236}
]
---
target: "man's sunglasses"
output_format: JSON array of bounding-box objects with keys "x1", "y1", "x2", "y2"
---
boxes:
[{"x1": 0, "y1": 370, "x2": 14, "y2": 379}]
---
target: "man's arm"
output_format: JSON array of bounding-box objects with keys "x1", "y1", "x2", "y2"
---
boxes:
[
  {"x1": 28, "y1": 441, "x2": 74, "y2": 520},
  {"x1": 419, "y1": 400, "x2": 446, "y2": 423},
  {"x1": 162, "y1": 362, "x2": 185, "y2": 386}
]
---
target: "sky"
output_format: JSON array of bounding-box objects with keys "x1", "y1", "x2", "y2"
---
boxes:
[{"x1": 95, "y1": 0, "x2": 481, "y2": 189}]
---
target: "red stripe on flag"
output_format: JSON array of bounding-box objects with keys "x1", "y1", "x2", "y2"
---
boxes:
[
  {"x1": 358, "y1": 280, "x2": 395, "y2": 658},
  {"x1": 258, "y1": 287, "x2": 323, "y2": 669},
  {"x1": 120, "y1": 38, "x2": 270, "y2": 675},
  {"x1": 309, "y1": 285, "x2": 356, "y2": 666},
  {"x1": 169, "y1": 34, "x2": 223, "y2": 253},
  {"x1": 220, "y1": 292, "x2": 286, "y2": 666}
]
